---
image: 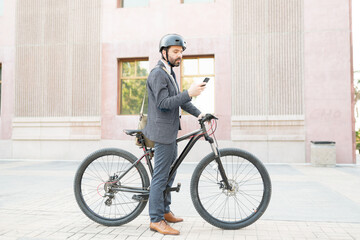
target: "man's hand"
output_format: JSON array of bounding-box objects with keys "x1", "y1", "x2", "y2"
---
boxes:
[
  {"x1": 188, "y1": 82, "x2": 206, "y2": 98},
  {"x1": 197, "y1": 112, "x2": 206, "y2": 120},
  {"x1": 198, "y1": 113, "x2": 217, "y2": 122}
]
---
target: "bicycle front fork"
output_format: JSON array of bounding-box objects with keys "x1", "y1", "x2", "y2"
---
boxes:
[{"x1": 209, "y1": 142, "x2": 232, "y2": 191}]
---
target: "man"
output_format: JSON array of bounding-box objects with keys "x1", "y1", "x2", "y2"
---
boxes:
[{"x1": 142, "y1": 34, "x2": 206, "y2": 235}]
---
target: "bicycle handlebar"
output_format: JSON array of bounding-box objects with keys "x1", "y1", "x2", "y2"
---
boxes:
[{"x1": 199, "y1": 113, "x2": 218, "y2": 125}]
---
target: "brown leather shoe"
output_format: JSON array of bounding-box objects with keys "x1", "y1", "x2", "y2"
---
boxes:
[
  {"x1": 164, "y1": 212, "x2": 183, "y2": 223},
  {"x1": 150, "y1": 220, "x2": 180, "y2": 235}
]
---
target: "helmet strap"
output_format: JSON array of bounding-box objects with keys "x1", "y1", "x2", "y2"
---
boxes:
[{"x1": 163, "y1": 48, "x2": 175, "y2": 68}]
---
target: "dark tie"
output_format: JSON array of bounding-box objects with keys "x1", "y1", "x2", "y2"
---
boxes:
[
  {"x1": 171, "y1": 68, "x2": 182, "y2": 130},
  {"x1": 170, "y1": 68, "x2": 176, "y2": 80},
  {"x1": 170, "y1": 68, "x2": 180, "y2": 93}
]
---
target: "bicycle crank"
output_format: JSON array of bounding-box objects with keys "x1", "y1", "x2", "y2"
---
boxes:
[
  {"x1": 132, "y1": 193, "x2": 149, "y2": 202},
  {"x1": 165, "y1": 183, "x2": 181, "y2": 194}
]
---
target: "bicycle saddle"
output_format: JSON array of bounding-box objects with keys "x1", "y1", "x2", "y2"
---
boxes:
[{"x1": 124, "y1": 129, "x2": 143, "y2": 136}]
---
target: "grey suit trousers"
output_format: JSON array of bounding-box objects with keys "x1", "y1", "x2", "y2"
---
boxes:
[{"x1": 149, "y1": 141, "x2": 177, "y2": 222}]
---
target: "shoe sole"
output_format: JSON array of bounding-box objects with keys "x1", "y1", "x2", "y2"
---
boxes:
[
  {"x1": 165, "y1": 220, "x2": 184, "y2": 223},
  {"x1": 150, "y1": 227, "x2": 180, "y2": 235}
]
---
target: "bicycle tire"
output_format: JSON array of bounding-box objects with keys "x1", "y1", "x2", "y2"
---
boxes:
[
  {"x1": 190, "y1": 148, "x2": 271, "y2": 229},
  {"x1": 74, "y1": 148, "x2": 150, "y2": 226}
]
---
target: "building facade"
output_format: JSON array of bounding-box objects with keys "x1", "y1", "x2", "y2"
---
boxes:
[{"x1": 0, "y1": 0, "x2": 355, "y2": 163}]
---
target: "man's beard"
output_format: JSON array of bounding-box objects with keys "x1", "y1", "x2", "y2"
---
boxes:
[{"x1": 169, "y1": 57, "x2": 182, "y2": 67}]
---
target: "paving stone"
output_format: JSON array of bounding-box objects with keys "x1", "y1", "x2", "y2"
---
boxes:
[{"x1": 1, "y1": 160, "x2": 360, "y2": 240}]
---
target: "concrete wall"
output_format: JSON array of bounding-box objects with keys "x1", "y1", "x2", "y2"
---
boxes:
[
  {"x1": 304, "y1": 0, "x2": 354, "y2": 163},
  {"x1": 1, "y1": 0, "x2": 102, "y2": 159},
  {"x1": 0, "y1": 0, "x2": 15, "y2": 158},
  {"x1": 0, "y1": 0, "x2": 355, "y2": 163},
  {"x1": 101, "y1": 0, "x2": 232, "y2": 142},
  {"x1": 231, "y1": 0, "x2": 305, "y2": 163}
]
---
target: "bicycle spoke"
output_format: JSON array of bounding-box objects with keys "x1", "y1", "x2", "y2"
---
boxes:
[
  {"x1": 192, "y1": 149, "x2": 271, "y2": 228},
  {"x1": 203, "y1": 167, "x2": 219, "y2": 182},
  {"x1": 233, "y1": 195, "x2": 246, "y2": 218},
  {"x1": 75, "y1": 150, "x2": 149, "y2": 223},
  {"x1": 200, "y1": 191, "x2": 223, "y2": 207},
  {"x1": 86, "y1": 166, "x2": 106, "y2": 183}
]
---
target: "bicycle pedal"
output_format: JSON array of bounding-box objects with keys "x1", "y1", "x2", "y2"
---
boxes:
[
  {"x1": 132, "y1": 194, "x2": 149, "y2": 202},
  {"x1": 166, "y1": 183, "x2": 181, "y2": 193},
  {"x1": 175, "y1": 183, "x2": 181, "y2": 192}
]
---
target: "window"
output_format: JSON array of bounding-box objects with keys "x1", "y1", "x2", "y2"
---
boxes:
[
  {"x1": 181, "y1": 56, "x2": 215, "y2": 113},
  {"x1": 118, "y1": 59, "x2": 149, "y2": 115},
  {"x1": 118, "y1": 0, "x2": 149, "y2": 8},
  {"x1": 181, "y1": 0, "x2": 214, "y2": 3}
]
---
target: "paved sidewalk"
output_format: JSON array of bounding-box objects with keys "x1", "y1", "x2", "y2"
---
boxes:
[{"x1": 0, "y1": 160, "x2": 360, "y2": 240}]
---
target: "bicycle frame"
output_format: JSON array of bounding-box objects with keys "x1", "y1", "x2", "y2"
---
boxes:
[
  {"x1": 75, "y1": 113, "x2": 272, "y2": 229},
  {"x1": 111, "y1": 120, "x2": 232, "y2": 196}
]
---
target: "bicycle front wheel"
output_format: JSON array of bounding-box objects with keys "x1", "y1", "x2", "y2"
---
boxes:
[
  {"x1": 190, "y1": 148, "x2": 271, "y2": 229},
  {"x1": 74, "y1": 148, "x2": 150, "y2": 226}
]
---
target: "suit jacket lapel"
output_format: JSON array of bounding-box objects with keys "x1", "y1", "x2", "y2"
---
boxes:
[{"x1": 157, "y1": 60, "x2": 179, "y2": 95}]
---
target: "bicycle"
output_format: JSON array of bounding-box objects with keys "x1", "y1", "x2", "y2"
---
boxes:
[{"x1": 74, "y1": 114, "x2": 272, "y2": 230}]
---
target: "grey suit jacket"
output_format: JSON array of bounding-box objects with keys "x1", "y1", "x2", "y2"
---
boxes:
[{"x1": 142, "y1": 60, "x2": 201, "y2": 144}]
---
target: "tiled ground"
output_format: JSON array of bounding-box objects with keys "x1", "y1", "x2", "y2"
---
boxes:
[{"x1": 1, "y1": 160, "x2": 360, "y2": 239}]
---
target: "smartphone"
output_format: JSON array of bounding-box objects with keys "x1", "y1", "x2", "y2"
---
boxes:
[{"x1": 202, "y1": 77, "x2": 210, "y2": 86}]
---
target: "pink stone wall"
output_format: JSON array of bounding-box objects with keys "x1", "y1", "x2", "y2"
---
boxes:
[
  {"x1": 304, "y1": 0, "x2": 355, "y2": 163},
  {"x1": 0, "y1": 0, "x2": 15, "y2": 140},
  {"x1": 0, "y1": 0, "x2": 355, "y2": 163},
  {"x1": 101, "y1": 0, "x2": 232, "y2": 141}
]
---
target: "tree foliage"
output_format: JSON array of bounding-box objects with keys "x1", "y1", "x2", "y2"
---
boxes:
[{"x1": 120, "y1": 61, "x2": 149, "y2": 115}]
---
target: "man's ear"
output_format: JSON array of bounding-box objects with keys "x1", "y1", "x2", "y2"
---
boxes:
[{"x1": 161, "y1": 49, "x2": 167, "y2": 60}]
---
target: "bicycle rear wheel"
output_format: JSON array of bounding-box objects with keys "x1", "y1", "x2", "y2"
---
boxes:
[
  {"x1": 74, "y1": 148, "x2": 150, "y2": 226},
  {"x1": 190, "y1": 148, "x2": 271, "y2": 229}
]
